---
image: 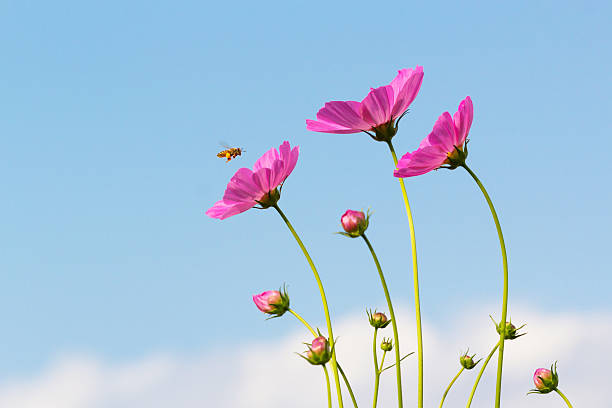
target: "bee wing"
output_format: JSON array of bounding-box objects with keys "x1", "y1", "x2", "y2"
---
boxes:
[{"x1": 219, "y1": 141, "x2": 231, "y2": 149}]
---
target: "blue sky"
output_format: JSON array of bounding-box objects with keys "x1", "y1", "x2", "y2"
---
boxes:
[{"x1": 1, "y1": 0, "x2": 611, "y2": 401}]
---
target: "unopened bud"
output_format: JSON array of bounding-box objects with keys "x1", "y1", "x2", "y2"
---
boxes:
[
  {"x1": 381, "y1": 338, "x2": 393, "y2": 352},
  {"x1": 367, "y1": 310, "x2": 391, "y2": 329}
]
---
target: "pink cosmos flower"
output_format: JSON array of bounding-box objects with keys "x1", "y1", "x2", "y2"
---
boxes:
[
  {"x1": 306, "y1": 67, "x2": 424, "y2": 142},
  {"x1": 394, "y1": 96, "x2": 473, "y2": 178},
  {"x1": 206, "y1": 141, "x2": 299, "y2": 220}
]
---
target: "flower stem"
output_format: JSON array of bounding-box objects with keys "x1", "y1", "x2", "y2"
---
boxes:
[
  {"x1": 466, "y1": 340, "x2": 500, "y2": 408},
  {"x1": 323, "y1": 365, "x2": 332, "y2": 408},
  {"x1": 387, "y1": 140, "x2": 422, "y2": 408},
  {"x1": 289, "y1": 309, "x2": 359, "y2": 408},
  {"x1": 362, "y1": 233, "x2": 403, "y2": 408},
  {"x1": 372, "y1": 328, "x2": 380, "y2": 408},
  {"x1": 439, "y1": 367, "x2": 464, "y2": 408},
  {"x1": 461, "y1": 164, "x2": 509, "y2": 408},
  {"x1": 554, "y1": 388, "x2": 574, "y2": 408},
  {"x1": 273, "y1": 205, "x2": 343, "y2": 408}
]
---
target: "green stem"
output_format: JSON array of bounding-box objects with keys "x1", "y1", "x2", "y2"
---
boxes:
[
  {"x1": 338, "y1": 364, "x2": 359, "y2": 408},
  {"x1": 554, "y1": 388, "x2": 574, "y2": 408},
  {"x1": 379, "y1": 350, "x2": 388, "y2": 372},
  {"x1": 362, "y1": 233, "x2": 403, "y2": 408},
  {"x1": 388, "y1": 140, "x2": 422, "y2": 408},
  {"x1": 466, "y1": 340, "x2": 501, "y2": 408},
  {"x1": 373, "y1": 328, "x2": 380, "y2": 408},
  {"x1": 381, "y1": 353, "x2": 415, "y2": 373},
  {"x1": 273, "y1": 205, "x2": 343, "y2": 408},
  {"x1": 288, "y1": 309, "x2": 359, "y2": 408},
  {"x1": 439, "y1": 367, "x2": 464, "y2": 408},
  {"x1": 462, "y1": 164, "x2": 509, "y2": 408},
  {"x1": 323, "y1": 365, "x2": 332, "y2": 408}
]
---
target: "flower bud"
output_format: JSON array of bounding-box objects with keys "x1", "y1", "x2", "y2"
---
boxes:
[
  {"x1": 302, "y1": 336, "x2": 332, "y2": 365},
  {"x1": 490, "y1": 316, "x2": 526, "y2": 340},
  {"x1": 252, "y1": 287, "x2": 290, "y2": 318},
  {"x1": 380, "y1": 338, "x2": 393, "y2": 352},
  {"x1": 529, "y1": 363, "x2": 559, "y2": 394},
  {"x1": 459, "y1": 350, "x2": 480, "y2": 370},
  {"x1": 367, "y1": 310, "x2": 391, "y2": 329},
  {"x1": 339, "y1": 209, "x2": 370, "y2": 238}
]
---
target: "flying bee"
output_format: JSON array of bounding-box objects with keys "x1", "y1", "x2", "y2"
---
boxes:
[{"x1": 217, "y1": 145, "x2": 244, "y2": 162}]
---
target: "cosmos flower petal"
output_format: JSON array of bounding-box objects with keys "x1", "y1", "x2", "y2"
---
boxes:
[
  {"x1": 420, "y1": 112, "x2": 456, "y2": 152},
  {"x1": 393, "y1": 145, "x2": 448, "y2": 178},
  {"x1": 317, "y1": 101, "x2": 370, "y2": 129},
  {"x1": 390, "y1": 66, "x2": 424, "y2": 119},
  {"x1": 359, "y1": 85, "x2": 394, "y2": 126},
  {"x1": 205, "y1": 199, "x2": 256, "y2": 220},
  {"x1": 453, "y1": 96, "x2": 473, "y2": 146},
  {"x1": 253, "y1": 145, "x2": 281, "y2": 172},
  {"x1": 221, "y1": 168, "x2": 258, "y2": 202},
  {"x1": 251, "y1": 167, "x2": 274, "y2": 197},
  {"x1": 305, "y1": 119, "x2": 361, "y2": 134}
]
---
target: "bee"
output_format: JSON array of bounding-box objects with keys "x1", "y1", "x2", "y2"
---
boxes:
[{"x1": 217, "y1": 146, "x2": 244, "y2": 162}]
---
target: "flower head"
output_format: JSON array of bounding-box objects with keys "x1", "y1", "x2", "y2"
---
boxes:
[
  {"x1": 529, "y1": 363, "x2": 559, "y2": 394},
  {"x1": 301, "y1": 336, "x2": 333, "y2": 366},
  {"x1": 394, "y1": 96, "x2": 473, "y2": 178},
  {"x1": 459, "y1": 350, "x2": 481, "y2": 370},
  {"x1": 490, "y1": 316, "x2": 526, "y2": 340},
  {"x1": 339, "y1": 209, "x2": 370, "y2": 238},
  {"x1": 367, "y1": 309, "x2": 391, "y2": 329},
  {"x1": 252, "y1": 287, "x2": 290, "y2": 318},
  {"x1": 206, "y1": 141, "x2": 299, "y2": 220},
  {"x1": 380, "y1": 338, "x2": 393, "y2": 352},
  {"x1": 307, "y1": 67, "x2": 424, "y2": 142}
]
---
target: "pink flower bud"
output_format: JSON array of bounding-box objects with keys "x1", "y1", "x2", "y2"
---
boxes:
[
  {"x1": 302, "y1": 336, "x2": 332, "y2": 365},
  {"x1": 252, "y1": 288, "x2": 290, "y2": 317},
  {"x1": 367, "y1": 309, "x2": 391, "y2": 329},
  {"x1": 529, "y1": 363, "x2": 559, "y2": 394},
  {"x1": 339, "y1": 209, "x2": 370, "y2": 238}
]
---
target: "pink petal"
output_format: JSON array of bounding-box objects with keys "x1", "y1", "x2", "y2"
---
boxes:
[
  {"x1": 205, "y1": 199, "x2": 255, "y2": 220},
  {"x1": 251, "y1": 167, "x2": 273, "y2": 196},
  {"x1": 419, "y1": 112, "x2": 456, "y2": 152},
  {"x1": 394, "y1": 145, "x2": 448, "y2": 178},
  {"x1": 253, "y1": 145, "x2": 280, "y2": 172},
  {"x1": 453, "y1": 96, "x2": 473, "y2": 146},
  {"x1": 222, "y1": 168, "x2": 259, "y2": 202},
  {"x1": 306, "y1": 119, "x2": 361, "y2": 134},
  {"x1": 359, "y1": 85, "x2": 394, "y2": 127},
  {"x1": 317, "y1": 101, "x2": 370, "y2": 129},
  {"x1": 390, "y1": 66, "x2": 424, "y2": 119}
]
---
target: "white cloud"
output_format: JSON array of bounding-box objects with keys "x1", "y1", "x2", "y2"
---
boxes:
[{"x1": 1, "y1": 305, "x2": 609, "y2": 407}]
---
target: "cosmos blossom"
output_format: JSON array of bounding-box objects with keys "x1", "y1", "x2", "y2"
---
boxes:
[
  {"x1": 306, "y1": 67, "x2": 424, "y2": 141},
  {"x1": 206, "y1": 141, "x2": 299, "y2": 220},
  {"x1": 394, "y1": 96, "x2": 473, "y2": 178}
]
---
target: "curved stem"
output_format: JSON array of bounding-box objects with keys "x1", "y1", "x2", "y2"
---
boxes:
[
  {"x1": 461, "y1": 164, "x2": 509, "y2": 408},
  {"x1": 289, "y1": 308, "x2": 358, "y2": 408},
  {"x1": 273, "y1": 205, "x2": 343, "y2": 408},
  {"x1": 466, "y1": 340, "x2": 500, "y2": 408},
  {"x1": 439, "y1": 367, "x2": 464, "y2": 408},
  {"x1": 372, "y1": 328, "x2": 380, "y2": 408},
  {"x1": 362, "y1": 233, "x2": 403, "y2": 408},
  {"x1": 388, "y1": 140, "x2": 422, "y2": 408},
  {"x1": 289, "y1": 309, "x2": 317, "y2": 336},
  {"x1": 323, "y1": 365, "x2": 332, "y2": 408},
  {"x1": 337, "y1": 364, "x2": 359, "y2": 408},
  {"x1": 554, "y1": 388, "x2": 574, "y2": 408}
]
